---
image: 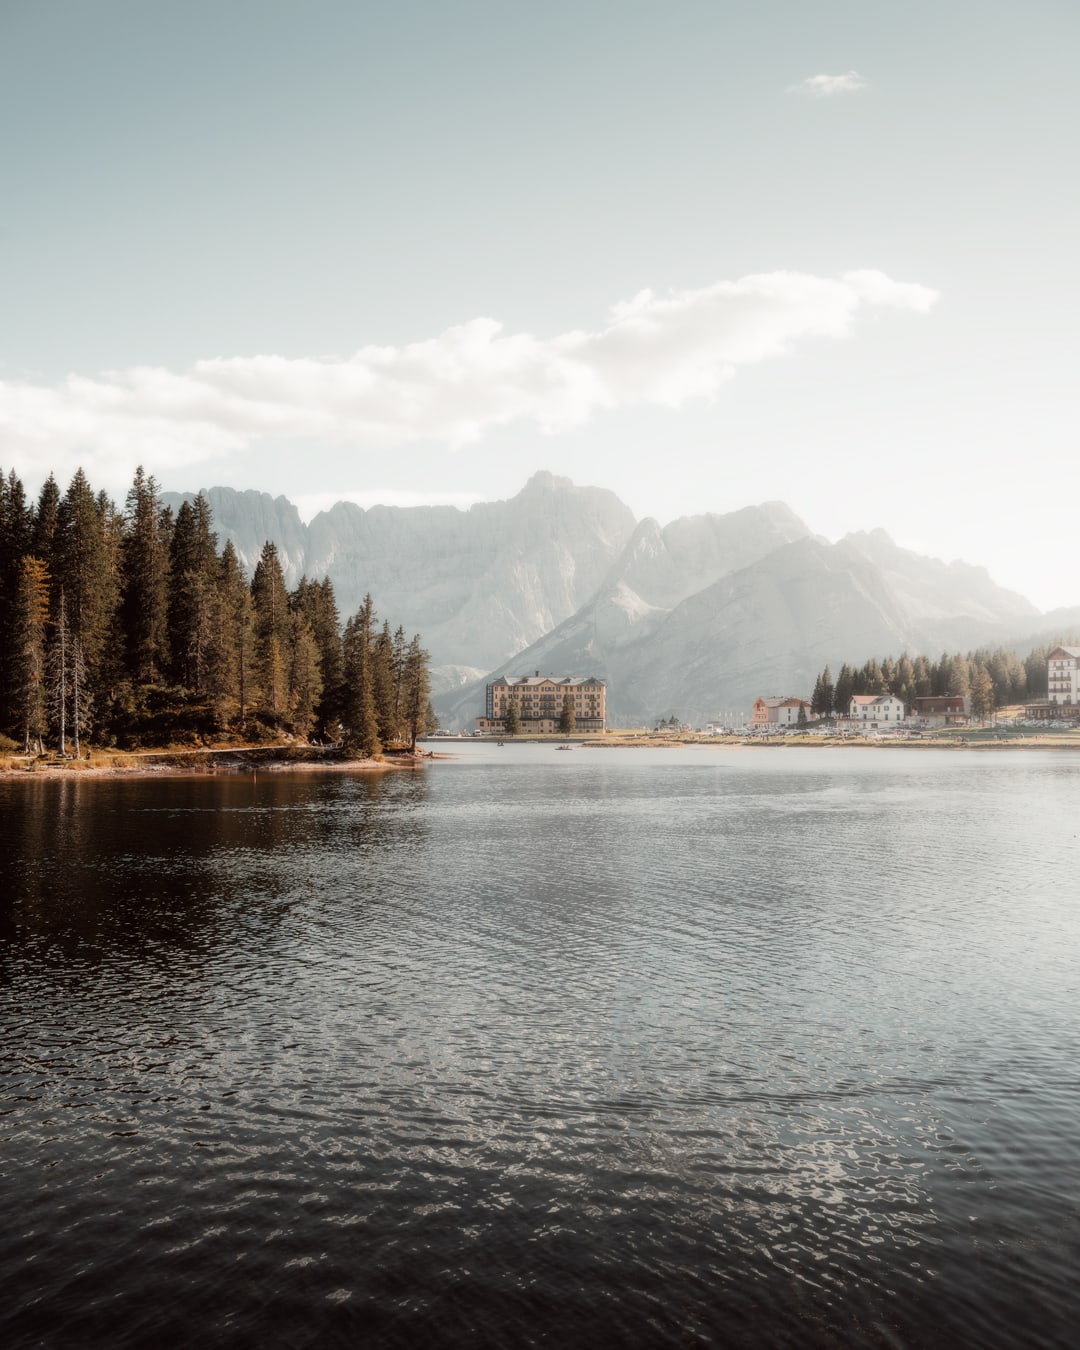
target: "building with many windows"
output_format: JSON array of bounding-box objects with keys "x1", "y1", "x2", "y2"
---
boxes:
[
  {"x1": 477, "y1": 674, "x2": 607, "y2": 734},
  {"x1": 1025, "y1": 645, "x2": 1080, "y2": 719},
  {"x1": 1046, "y1": 646, "x2": 1080, "y2": 708}
]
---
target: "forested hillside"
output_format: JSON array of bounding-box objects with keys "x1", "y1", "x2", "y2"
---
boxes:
[{"x1": 0, "y1": 467, "x2": 431, "y2": 756}]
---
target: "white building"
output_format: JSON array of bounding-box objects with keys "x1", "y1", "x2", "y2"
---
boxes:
[
  {"x1": 1046, "y1": 646, "x2": 1080, "y2": 709},
  {"x1": 848, "y1": 694, "x2": 905, "y2": 727}
]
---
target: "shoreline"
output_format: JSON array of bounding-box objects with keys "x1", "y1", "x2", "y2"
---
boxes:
[
  {"x1": 432, "y1": 733, "x2": 1080, "y2": 753},
  {"x1": 0, "y1": 745, "x2": 432, "y2": 781},
  {"x1": 5, "y1": 736, "x2": 1080, "y2": 779}
]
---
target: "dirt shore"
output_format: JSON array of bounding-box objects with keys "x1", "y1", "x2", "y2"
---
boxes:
[{"x1": 0, "y1": 746, "x2": 432, "y2": 779}]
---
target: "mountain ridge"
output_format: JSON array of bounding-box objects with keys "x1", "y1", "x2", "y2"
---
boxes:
[{"x1": 164, "y1": 472, "x2": 1050, "y2": 727}]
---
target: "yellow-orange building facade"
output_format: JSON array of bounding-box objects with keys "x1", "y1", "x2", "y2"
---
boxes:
[{"x1": 477, "y1": 674, "x2": 607, "y2": 734}]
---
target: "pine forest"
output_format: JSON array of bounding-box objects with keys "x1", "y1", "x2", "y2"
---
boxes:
[{"x1": 0, "y1": 467, "x2": 433, "y2": 758}]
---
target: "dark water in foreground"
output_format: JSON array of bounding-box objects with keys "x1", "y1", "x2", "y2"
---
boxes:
[{"x1": 1, "y1": 744, "x2": 1078, "y2": 1349}]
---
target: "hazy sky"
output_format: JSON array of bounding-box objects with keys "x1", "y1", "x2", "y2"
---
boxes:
[{"x1": 2, "y1": 1, "x2": 1077, "y2": 609}]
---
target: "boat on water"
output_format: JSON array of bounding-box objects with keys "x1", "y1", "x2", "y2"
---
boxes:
[{"x1": 556, "y1": 744, "x2": 573, "y2": 751}]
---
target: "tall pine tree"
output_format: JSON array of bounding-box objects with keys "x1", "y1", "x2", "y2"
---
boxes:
[
  {"x1": 251, "y1": 541, "x2": 290, "y2": 716},
  {"x1": 54, "y1": 469, "x2": 115, "y2": 732},
  {"x1": 168, "y1": 495, "x2": 221, "y2": 694},
  {"x1": 342, "y1": 594, "x2": 381, "y2": 757},
  {"x1": 121, "y1": 467, "x2": 171, "y2": 683},
  {"x1": 10, "y1": 556, "x2": 50, "y2": 752}
]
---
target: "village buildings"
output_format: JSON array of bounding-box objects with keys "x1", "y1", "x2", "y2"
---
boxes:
[
  {"x1": 477, "y1": 674, "x2": 607, "y2": 734},
  {"x1": 752, "y1": 696, "x2": 812, "y2": 727}
]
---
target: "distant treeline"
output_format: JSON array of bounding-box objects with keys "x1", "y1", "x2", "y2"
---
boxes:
[
  {"x1": 0, "y1": 466, "x2": 432, "y2": 755},
  {"x1": 809, "y1": 643, "x2": 1075, "y2": 720}
]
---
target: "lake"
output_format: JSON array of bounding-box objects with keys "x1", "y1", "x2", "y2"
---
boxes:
[{"x1": 1, "y1": 745, "x2": 1078, "y2": 1348}]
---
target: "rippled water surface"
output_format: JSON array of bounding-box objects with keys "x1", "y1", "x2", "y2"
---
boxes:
[{"x1": 2, "y1": 745, "x2": 1079, "y2": 1348}]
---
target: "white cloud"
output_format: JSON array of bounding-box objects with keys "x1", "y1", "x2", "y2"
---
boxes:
[
  {"x1": 790, "y1": 71, "x2": 868, "y2": 98},
  {"x1": 0, "y1": 270, "x2": 936, "y2": 486}
]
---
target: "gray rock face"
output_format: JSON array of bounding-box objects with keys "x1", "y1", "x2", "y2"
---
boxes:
[
  {"x1": 165, "y1": 471, "x2": 637, "y2": 672},
  {"x1": 439, "y1": 525, "x2": 1042, "y2": 729},
  {"x1": 839, "y1": 529, "x2": 1035, "y2": 627}
]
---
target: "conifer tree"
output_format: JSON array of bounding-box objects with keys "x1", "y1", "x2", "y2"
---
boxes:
[
  {"x1": 287, "y1": 610, "x2": 323, "y2": 735},
  {"x1": 292, "y1": 575, "x2": 344, "y2": 733},
  {"x1": 811, "y1": 672, "x2": 824, "y2": 718},
  {"x1": 54, "y1": 469, "x2": 115, "y2": 727},
  {"x1": 0, "y1": 470, "x2": 33, "y2": 723},
  {"x1": 820, "y1": 665, "x2": 835, "y2": 716},
  {"x1": 69, "y1": 628, "x2": 90, "y2": 757},
  {"x1": 946, "y1": 653, "x2": 971, "y2": 698},
  {"x1": 392, "y1": 625, "x2": 408, "y2": 728},
  {"x1": 558, "y1": 691, "x2": 576, "y2": 736},
  {"x1": 121, "y1": 467, "x2": 171, "y2": 682},
  {"x1": 895, "y1": 654, "x2": 916, "y2": 709},
  {"x1": 251, "y1": 541, "x2": 291, "y2": 714},
  {"x1": 219, "y1": 541, "x2": 254, "y2": 725},
  {"x1": 400, "y1": 634, "x2": 431, "y2": 749},
  {"x1": 31, "y1": 474, "x2": 61, "y2": 563},
  {"x1": 168, "y1": 495, "x2": 220, "y2": 693},
  {"x1": 48, "y1": 587, "x2": 70, "y2": 755},
  {"x1": 0, "y1": 470, "x2": 32, "y2": 612},
  {"x1": 95, "y1": 489, "x2": 125, "y2": 708},
  {"x1": 10, "y1": 556, "x2": 50, "y2": 752},
  {"x1": 342, "y1": 595, "x2": 381, "y2": 757},
  {"x1": 1024, "y1": 645, "x2": 1049, "y2": 697},
  {"x1": 372, "y1": 621, "x2": 398, "y2": 744},
  {"x1": 249, "y1": 542, "x2": 292, "y2": 718},
  {"x1": 833, "y1": 663, "x2": 855, "y2": 716},
  {"x1": 971, "y1": 665, "x2": 995, "y2": 720},
  {"x1": 315, "y1": 578, "x2": 345, "y2": 722},
  {"x1": 47, "y1": 586, "x2": 93, "y2": 756}
]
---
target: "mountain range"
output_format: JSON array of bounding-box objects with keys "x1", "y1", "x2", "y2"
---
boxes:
[{"x1": 164, "y1": 472, "x2": 1069, "y2": 728}]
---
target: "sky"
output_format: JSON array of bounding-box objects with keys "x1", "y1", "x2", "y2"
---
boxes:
[{"x1": 2, "y1": 0, "x2": 1078, "y2": 610}]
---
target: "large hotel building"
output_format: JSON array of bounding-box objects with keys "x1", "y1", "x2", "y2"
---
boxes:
[
  {"x1": 477, "y1": 674, "x2": 607, "y2": 734},
  {"x1": 1025, "y1": 645, "x2": 1080, "y2": 719}
]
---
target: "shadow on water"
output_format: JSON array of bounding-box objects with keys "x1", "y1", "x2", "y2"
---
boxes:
[{"x1": 0, "y1": 770, "x2": 424, "y2": 960}]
